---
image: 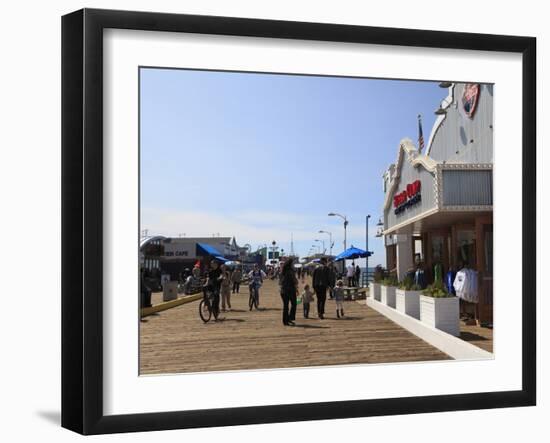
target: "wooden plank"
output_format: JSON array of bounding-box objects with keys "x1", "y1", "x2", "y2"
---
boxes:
[{"x1": 139, "y1": 278, "x2": 451, "y2": 375}]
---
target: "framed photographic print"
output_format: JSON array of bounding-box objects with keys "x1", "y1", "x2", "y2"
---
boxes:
[{"x1": 61, "y1": 8, "x2": 536, "y2": 435}]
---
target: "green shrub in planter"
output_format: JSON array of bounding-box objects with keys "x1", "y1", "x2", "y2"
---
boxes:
[
  {"x1": 422, "y1": 281, "x2": 452, "y2": 298},
  {"x1": 397, "y1": 276, "x2": 421, "y2": 291},
  {"x1": 381, "y1": 276, "x2": 398, "y2": 287}
]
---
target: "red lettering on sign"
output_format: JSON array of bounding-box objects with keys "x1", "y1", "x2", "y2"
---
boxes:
[{"x1": 393, "y1": 180, "x2": 421, "y2": 208}]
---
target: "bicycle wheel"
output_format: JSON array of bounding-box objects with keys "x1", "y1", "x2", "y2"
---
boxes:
[{"x1": 199, "y1": 299, "x2": 211, "y2": 323}]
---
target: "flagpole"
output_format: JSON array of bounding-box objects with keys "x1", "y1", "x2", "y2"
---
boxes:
[{"x1": 418, "y1": 114, "x2": 424, "y2": 154}]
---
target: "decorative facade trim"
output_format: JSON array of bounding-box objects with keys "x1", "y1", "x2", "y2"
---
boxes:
[
  {"x1": 382, "y1": 207, "x2": 439, "y2": 235},
  {"x1": 384, "y1": 162, "x2": 493, "y2": 232},
  {"x1": 426, "y1": 84, "x2": 455, "y2": 156},
  {"x1": 383, "y1": 138, "x2": 438, "y2": 211}
]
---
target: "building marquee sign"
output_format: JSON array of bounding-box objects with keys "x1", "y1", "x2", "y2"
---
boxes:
[
  {"x1": 163, "y1": 241, "x2": 192, "y2": 259},
  {"x1": 462, "y1": 83, "x2": 480, "y2": 119},
  {"x1": 393, "y1": 179, "x2": 422, "y2": 215}
]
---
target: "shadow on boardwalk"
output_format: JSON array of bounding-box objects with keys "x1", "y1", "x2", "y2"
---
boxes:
[{"x1": 140, "y1": 278, "x2": 450, "y2": 375}]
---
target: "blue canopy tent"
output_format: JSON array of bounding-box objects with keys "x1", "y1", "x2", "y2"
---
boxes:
[
  {"x1": 196, "y1": 243, "x2": 229, "y2": 263},
  {"x1": 333, "y1": 246, "x2": 373, "y2": 262}
]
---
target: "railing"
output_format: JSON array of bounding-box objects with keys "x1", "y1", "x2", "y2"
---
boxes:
[{"x1": 360, "y1": 271, "x2": 374, "y2": 288}]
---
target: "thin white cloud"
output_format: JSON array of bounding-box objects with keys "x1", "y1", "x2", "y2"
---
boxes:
[{"x1": 142, "y1": 208, "x2": 322, "y2": 243}]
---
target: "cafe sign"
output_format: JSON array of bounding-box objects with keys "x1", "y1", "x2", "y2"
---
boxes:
[{"x1": 393, "y1": 179, "x2": 421, "y2": 215}]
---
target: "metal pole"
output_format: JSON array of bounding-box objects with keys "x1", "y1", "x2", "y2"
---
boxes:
[
  {"x1": 344, "y1": 218, "x2": 348, "y2": 251},
  {"x1": 366, "y1": 214, "x2": 371, "y2": 287}
]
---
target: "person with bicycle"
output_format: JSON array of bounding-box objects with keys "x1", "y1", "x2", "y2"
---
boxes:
[
  {"x1": 203, "y1": 259, "x2": 223, "y2": 319},
  {"x1": 247, "y1": 264, "x2": 266, "y2": 308}
]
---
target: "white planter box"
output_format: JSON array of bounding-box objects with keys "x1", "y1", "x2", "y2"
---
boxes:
[
  {"x1": 420, "y1": 295, "x2": 460, "y2": 336},
  {"x1": 395, "y1": 289, "x2": 422, "y2": 319},
  {"x1": 370, "y1": 282, "x2": 381, "y2": 301},
  {"x1": 380, "y1": 285, "x2": 396, "y2": 308}
]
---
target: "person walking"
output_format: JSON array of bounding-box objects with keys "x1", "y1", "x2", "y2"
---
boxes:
[
  {"x1": 231, "y1": 267, "x2": 242, "y2": 293},
  {"x1": 280, "y1": 257, "x2": 299, "y2": 325},
  {"x1": 346, "y1": 262, "x2": 355, "y2": 287},
  {"x1": 220, "y1": 264, "x2": 232, "y2": 311},
  {"x1": 355, "y1": 264, "x2": 361, "y2": 288},
  {"x1": 301, "y1": 284, "x2": 315, "y2": 319},
  {"x1": 248, "y1": 264, "x2": 267, "y2": 307},
  {"x1": 333, "y1": 279, "x2": 345, "y2": 318},
  {"x1": 312, "y1": 257, "x2": 330, "y2": 319}
]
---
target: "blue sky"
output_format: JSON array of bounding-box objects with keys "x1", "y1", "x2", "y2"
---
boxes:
[{"x1": 140, "y1": 68, "x2": 447, "y2": 266}]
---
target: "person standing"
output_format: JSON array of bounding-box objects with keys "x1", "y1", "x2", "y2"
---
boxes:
[
  {"x1": 220, "y1": 264, "x2": 232, "y2": 311},
  {"x1": 192, "y1": 263, "x2": 201, "y2": 279},
  {"x1": 312, "y1": 257, "x2": 330, "y2": 319},
  {"x1": 355, "y1": 264, "x2": 361, "y2": 288},
  {"x1": 280, "y1": 257, "x2": 298, "y2": 325},
  {"x1": 140, "y1": 267, "x2": 153, "y2": 309},
  {"x1": 231, "y1": 267, "x2": 242, "y2": 293},
  {"x1": 346, "y1": 262, "x2": 355, "y2": 287}
]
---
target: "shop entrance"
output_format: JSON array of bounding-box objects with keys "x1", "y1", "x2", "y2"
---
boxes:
[{"x1": 476, "y1": 216, "x2": 493, "y2": 325}]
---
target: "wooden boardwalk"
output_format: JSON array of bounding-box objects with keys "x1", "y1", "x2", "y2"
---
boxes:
[{"x1": 140, "y1": 278, "x2": 450, "y2": 375}]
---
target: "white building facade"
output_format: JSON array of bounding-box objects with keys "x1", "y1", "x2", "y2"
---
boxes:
[{"x1": 382, "y1": 83, "x2": 493, "y2": 324}]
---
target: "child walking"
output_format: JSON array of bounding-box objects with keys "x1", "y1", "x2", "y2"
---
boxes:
[
  {"x1": 301, "y1": 284, "x2": 315, "y2": 319},
  {"x1": 333, "y1": 280, "x2": 345, "y2": 318}
]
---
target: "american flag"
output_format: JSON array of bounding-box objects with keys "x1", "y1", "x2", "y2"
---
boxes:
[{"x1": 418, "y1": 114, "x2": 425, "y2": 153}]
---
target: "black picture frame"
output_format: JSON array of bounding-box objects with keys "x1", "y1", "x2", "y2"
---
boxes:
[{"x1": 62, "y1": 8, "x2": 536, "y2": 435}]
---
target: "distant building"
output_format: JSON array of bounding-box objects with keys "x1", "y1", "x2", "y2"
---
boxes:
[{"x1": 139, "y1": 235, "x2": 251, "y2": 279}]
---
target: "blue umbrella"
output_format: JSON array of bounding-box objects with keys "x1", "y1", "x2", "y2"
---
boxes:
[{"x1": 333, "y1": 246, "x2": 372, "y2": 261}]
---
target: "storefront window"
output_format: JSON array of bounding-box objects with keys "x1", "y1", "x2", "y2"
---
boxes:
[
  {"x1": 414, "y1": 238, "x2": 423, "y2": 263},
  {"x1": 456, "y1": 230, "x2": 476, "y2": 268},
  {"x1": 432, "y1": 235, "x2": 444, "y2": 262}
]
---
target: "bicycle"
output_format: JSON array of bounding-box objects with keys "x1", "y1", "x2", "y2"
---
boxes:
[
  {"x1": 199, "y1": 287, "x2": 220, "y2": 323},
  {"x1": 248, "y1": 283, "x2": 259, "y2": 311}
]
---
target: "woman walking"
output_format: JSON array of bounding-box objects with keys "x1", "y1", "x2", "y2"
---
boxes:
[
  {"x1": 220, "y1": 264, "x2": 232, "y2": 311},
  {"x1": 280, "y1": 257, "x2": 299, "y2": 326},
  {"x1": 231, "y1": 267, "x2": 242, "y2": 293}
]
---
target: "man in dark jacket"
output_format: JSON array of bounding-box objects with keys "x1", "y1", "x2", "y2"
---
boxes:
[{"x1": 312, "y1": 258, "x2": 330, "y2": 319}]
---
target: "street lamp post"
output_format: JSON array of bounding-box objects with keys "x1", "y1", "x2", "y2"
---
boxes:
[
  {"x1": 328, "y1": 212, "x2": 348, "y2": 251},
  {"x1": 366, "y1": 214, "x2": 371, "y2": 287},
  {"x1": 314, "y1": 239, "x2": 325, "y2": 255},
  {"x1": 318, "y1": 230, "x2": 333, "y2": 256}
]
